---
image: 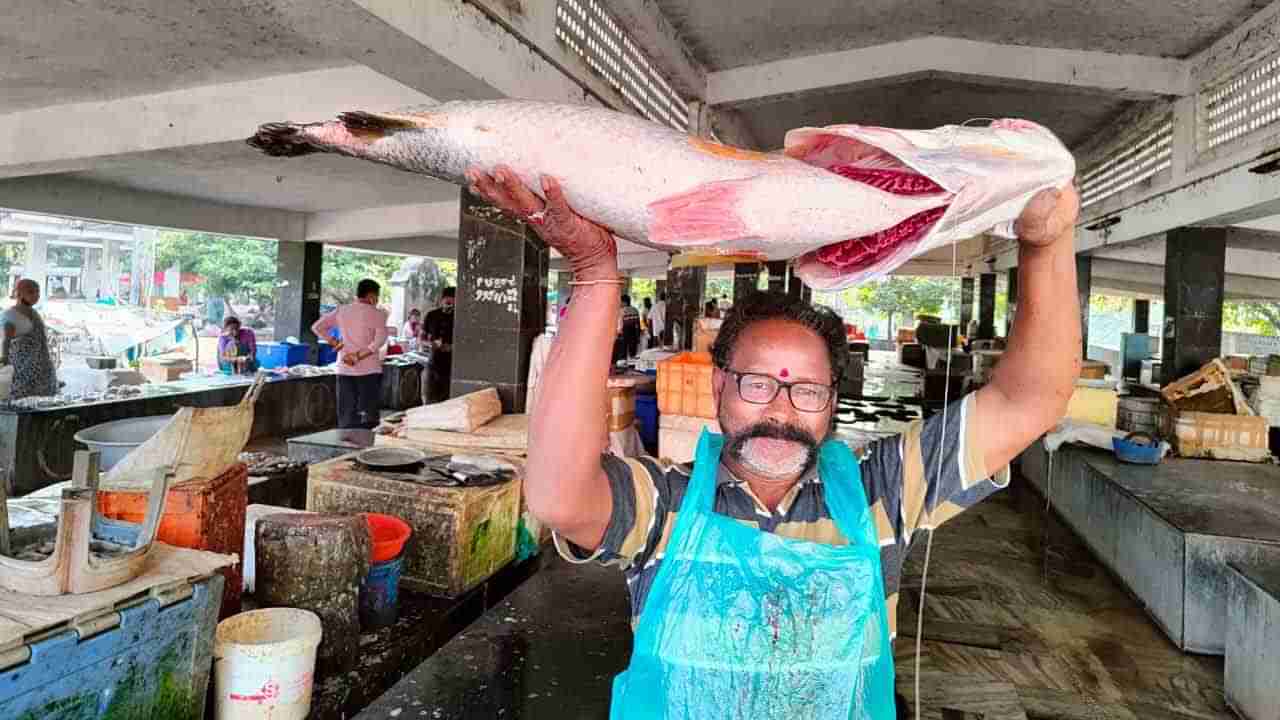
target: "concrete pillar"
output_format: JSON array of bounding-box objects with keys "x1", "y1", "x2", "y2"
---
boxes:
[
  {"x1": 665, "y1": 266, "x2": 705, "y2": 351},
  {"x1": 733, "y1": 263, "x2": 760, "y2": 304},
  {"x1": 452, "y1": 188, "x2": 548, "y2": 413},
  {"x1": 274, "y1": 241, "x2": 324, "y2": 346},
  {"x1": 1006, "y1": 267, "x2": 1019, "y2": 337},
  {"x1": 1162, "y1": 227, "x2": 1226, "y2": 385},
  {"x1": 1134, "y1": 299, "x2": 1150, "y2": 335},
  {"x1": 80, "y1": 246, "x2": 103, "y2": 300},
  {"x1": 765, "y1": 261, "x2": 787, "y2": 294},
  {"x1": 103, "y1": 240, "x2": 122, "y2": 300},
  {"x1": 1076, "y1": 256, "x2": 1091, "y2": 358},
  {"x1": 129, "y1": 227, "x2": 156, "y2": 308},
  {"x1": 959, "y1": 277, "x2": 975, "y2": 334},
  {"x1": 26, "y1": 233, "x2": 50, "y2": 297},
  {"x1": 978, "y1": 273, "x2": 997, "y2": 340}
]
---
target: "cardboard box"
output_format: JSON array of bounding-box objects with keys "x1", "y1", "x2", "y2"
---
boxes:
[
  {"x1": 1162, "y1": 407, "x2": 1270, "y2": 462},
  {"x1": 693, "y1": 318, "x2": 722, "y2": 354},
  {"x1": 139, "y1": 356, "x2": 192, "y2": 383},
  {"x1": 607, "y1": 385, "x2": 636, "y2": 431},
  {"x1": 1065, "y1": 381, "x2": 1118, "y2": 427},
  {"x1": 658, "y1": 414, "x2": 721, "y2": 464}
]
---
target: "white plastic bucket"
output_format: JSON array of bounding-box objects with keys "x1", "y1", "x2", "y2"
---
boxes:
[{"x1": 213, "y1": 608, "x2": 323, "y2": 720}]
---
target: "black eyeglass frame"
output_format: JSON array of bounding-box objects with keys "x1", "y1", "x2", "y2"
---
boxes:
[{"x1": 721, "y1": 368, "x2": 836, "y2": 413}]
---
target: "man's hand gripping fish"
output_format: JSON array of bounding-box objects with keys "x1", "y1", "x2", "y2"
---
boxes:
[{"x1": 249, "y1": 101, "x2": 1074, "y2": 289}]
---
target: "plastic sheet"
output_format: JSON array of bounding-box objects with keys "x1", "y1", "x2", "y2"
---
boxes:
[{"x1": 610, "y1": 431, "x2": 896, "y2": 719}]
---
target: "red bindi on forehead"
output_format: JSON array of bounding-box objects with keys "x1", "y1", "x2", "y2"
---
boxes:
[{"x1": 779, "y1": 368, "x2": 789, "y2": 378}]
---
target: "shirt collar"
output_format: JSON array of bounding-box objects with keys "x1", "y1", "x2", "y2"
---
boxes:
[{"x1": 715, "y1": 459, "x2": 819, "y2": 517}]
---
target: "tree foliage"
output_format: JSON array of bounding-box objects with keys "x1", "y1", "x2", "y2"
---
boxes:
[
  {"x1": 320, "y1": 248, "x2": 409, "y2": 305},
  {"x1": 154, "y1": 231, "x2": 278, "y2": 306},
  {"x1": 855, "y1": 277, "x2": 957, "y2": 322}
]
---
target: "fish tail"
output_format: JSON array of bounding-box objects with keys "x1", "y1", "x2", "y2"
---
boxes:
[{"x1": 246, "y1": 122, "x2": 322, "y2": 157}]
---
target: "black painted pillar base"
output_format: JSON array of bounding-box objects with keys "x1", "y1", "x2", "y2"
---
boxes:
[
  {"x1": 978, "y1": 273, "x2": 997, "y2": 340},
  {"x1": 1006, "y1": 267, "x2": 1019, "y2": 338},
  {"x1": 452, "y1": 189, "x2": 549, "y2": 413},
  {"x1": 1133, "y1": 299, "x2": 1150, "y2": 335},
  {"x1": 766, "y1": 261, "x2": 787, "y2": 294},
  {"x1": 274, "y1": 241, "x2": 324, "y2": 358},
  {"x1": 733, "y1": 263, "x2": 760, "y2": 304},
  {"x1": 1076, "y1": 256, "x2": 1091, "y2": 358},
  {"x1": 1162, "y1": 227, "x2": 1226, "y2": 385},
  {"x1": 959, "y1": 277, "x2": 975, "y2": 334},
  {"x1": 665, "y1": 266, "x2": 705, "y2": 351}
]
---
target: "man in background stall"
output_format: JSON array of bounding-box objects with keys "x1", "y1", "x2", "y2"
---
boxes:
[
  {"x1": 421, "y1": 287, "x2": 456, "y2": 404},
  {"x1": 312, "y1": 279, "x2": 388, "y2": 429}
]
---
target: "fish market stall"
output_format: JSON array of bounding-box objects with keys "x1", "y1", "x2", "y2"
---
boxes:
[{"x1": 0, "y1": 370, "x2": 338, "y2": 496}]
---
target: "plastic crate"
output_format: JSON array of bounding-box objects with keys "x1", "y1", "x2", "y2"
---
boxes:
[
  {"x1": 0, "y1": 573, "x2": 225, "y2": 719},
  {"x1": 317, "y1": 344, "x2": 339, "y2": 366},
  {"x1": 256, "y1": 341, "x2": 309, "y2": 369},
  {"x1": 636, "y1": 393, "x2": 659, "y2": 448},
  {"x1": 98, "y1": 463, "x2": 248, "y2": 618},
  {"x1": 656, "y1": 352, "x2": 716, "y2": 419}
]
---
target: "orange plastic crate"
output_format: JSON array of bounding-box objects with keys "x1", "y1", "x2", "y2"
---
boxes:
[
  {"x1": 97, "y1": 462, "x2": 248, "y2": 618},
  {"x1": 656, "y1": 352, "x2": 716, "y2": 419}
]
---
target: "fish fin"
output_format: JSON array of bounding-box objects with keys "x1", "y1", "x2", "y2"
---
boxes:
[
  {"x1": 647, "y1": 179, "x2": 755, "y2": 246},
  {"x1": 339, "y1": 110, "x2": 443, "y2": 138},
  {"x1": 246, "y1": 122, "x2": 321, "y2": 157}
]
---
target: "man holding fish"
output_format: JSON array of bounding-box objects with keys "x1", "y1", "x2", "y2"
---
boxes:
[
  {"x1": 249, "y1": 101, "x2": 1080, "y2": 718},
  {"x1": 469, "y1": 166, "x2": 1079, "y2": 719}
]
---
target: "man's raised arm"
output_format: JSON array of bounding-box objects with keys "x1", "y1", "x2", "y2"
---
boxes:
[
  {"x1": 974, "y1": 185, "x2": 1083, "y2": 473},
  {"x1": 469, "y1": 166, "x2": 620, "y2": 552}
]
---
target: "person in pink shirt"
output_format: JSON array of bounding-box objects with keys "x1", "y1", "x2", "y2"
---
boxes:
[{"x1": 312, "y1": 278, "x2": 389, "y2": 429}]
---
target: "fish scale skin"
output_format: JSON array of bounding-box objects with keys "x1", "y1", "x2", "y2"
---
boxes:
[{"x1": 284, "y1": 100, "x2": 949, "y2": 252}]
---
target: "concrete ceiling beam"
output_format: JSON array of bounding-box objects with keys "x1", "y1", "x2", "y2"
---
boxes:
[
  {"x1": 284, "y1": 0, "x2": 618, "y2": 107},
  {"x1": 1092, "y1": 257, "x2": 1280, "y2": 301},
  {"x1": 706, "y1": 36, "x2": 1191, "y2": 109},
  {"x1": 0, "y1": 66, "x2": 431, "y2": 180},
  {"x1": 305, "y1": 201, "x2": 461, "y2": 243},
  {"x1": 0, "y1": 175, "x2": 305, "y2": 242},
  {"x1": 334, "y1": 235, "x2": 460, "y2": 259}
]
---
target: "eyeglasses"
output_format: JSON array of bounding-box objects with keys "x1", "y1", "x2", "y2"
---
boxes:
[{"x1": 724, "y1": 369, "x2": 834, "y2": 412}]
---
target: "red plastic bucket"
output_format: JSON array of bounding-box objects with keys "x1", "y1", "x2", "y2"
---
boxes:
[{"x1": 364, "y1": 513, "x2": 411, "y2": 563}]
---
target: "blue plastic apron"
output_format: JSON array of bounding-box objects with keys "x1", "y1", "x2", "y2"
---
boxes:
[{"x1": 611, "y1": 430, "x2": 896, "y2": 719}]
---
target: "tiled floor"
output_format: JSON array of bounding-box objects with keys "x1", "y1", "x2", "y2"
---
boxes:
[{"x1": 894, "y1": 476, "x2": 1234, "y2": 720}]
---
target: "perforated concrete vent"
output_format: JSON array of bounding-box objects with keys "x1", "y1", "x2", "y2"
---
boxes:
[
  {"x1": 1200, "y1": 50, "x2": 1280, "y2": 153},
  {"x1": 1079, "y1": 117, "x2": 1173, "y2": 209},
  {"x1": 556, "y1": 0, "x2": 689, "y2": 132}
]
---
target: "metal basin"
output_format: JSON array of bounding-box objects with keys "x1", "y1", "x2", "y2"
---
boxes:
[{"x1": 74, "y1": 415, "x2": 175, "y2": 470}]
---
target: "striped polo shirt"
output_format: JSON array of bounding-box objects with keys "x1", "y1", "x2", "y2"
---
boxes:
[{"x1": 555, "y1": 394, "x2": 1008, "y2": 638}]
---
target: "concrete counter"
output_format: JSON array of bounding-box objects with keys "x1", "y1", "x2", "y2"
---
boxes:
[{"x1": 1020, "y1": 442, "x2": 1280, "y2": 654}]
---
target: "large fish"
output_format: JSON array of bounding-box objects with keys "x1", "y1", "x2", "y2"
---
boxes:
[{"x1": 248, "y1": 101, "x2": 1073, "y2": 288}]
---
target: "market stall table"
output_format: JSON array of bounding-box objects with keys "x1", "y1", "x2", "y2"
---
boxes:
[
  {"x1": 0, "y1": 372, "x2": 337, "y2": 496},
  {"x1": 1020, "y1": 442, "x2": 1280, "y2": 654}
]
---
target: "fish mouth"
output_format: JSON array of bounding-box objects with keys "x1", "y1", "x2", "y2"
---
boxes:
[{"x1": 809, "y1": 164, "x2": 950, "y2": 278}]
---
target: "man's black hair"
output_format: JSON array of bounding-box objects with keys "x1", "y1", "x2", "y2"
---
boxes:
[
  {"x1": 442, "y1": 287, "x2": 456, "y2": 299},
  {"x1": 224, "y1": 316, "x2": 241, "y2": 328},
  {"x1": 357, "y1": 278, "x2": 380, "y2": 299},
  {"x1": 643, "y1": 297, "x2": 652, "y2": 308},
  {"x1": 658, "y1": 292, "x2": 667, "y2": 301},
  {"x1": 621, "y1": 294, "x2": 632, "y2": 305},
  {"x1": 710, "y1": 291, "x2": 846, "y2": 383}
]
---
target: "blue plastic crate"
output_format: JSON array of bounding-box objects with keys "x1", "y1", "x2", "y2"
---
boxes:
[
  {"x1": 317, "y1": 344, "x2": 339, "y2": 366},
  {"x1": 256, "y1": 341, "x2": 309, "y2": 369},
  {"x1": 636, "y1": 393, "x2": 659, "y2": 448},
  {"x1": 0, "y1": 573, "x2": 224, "y2": 719}
]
